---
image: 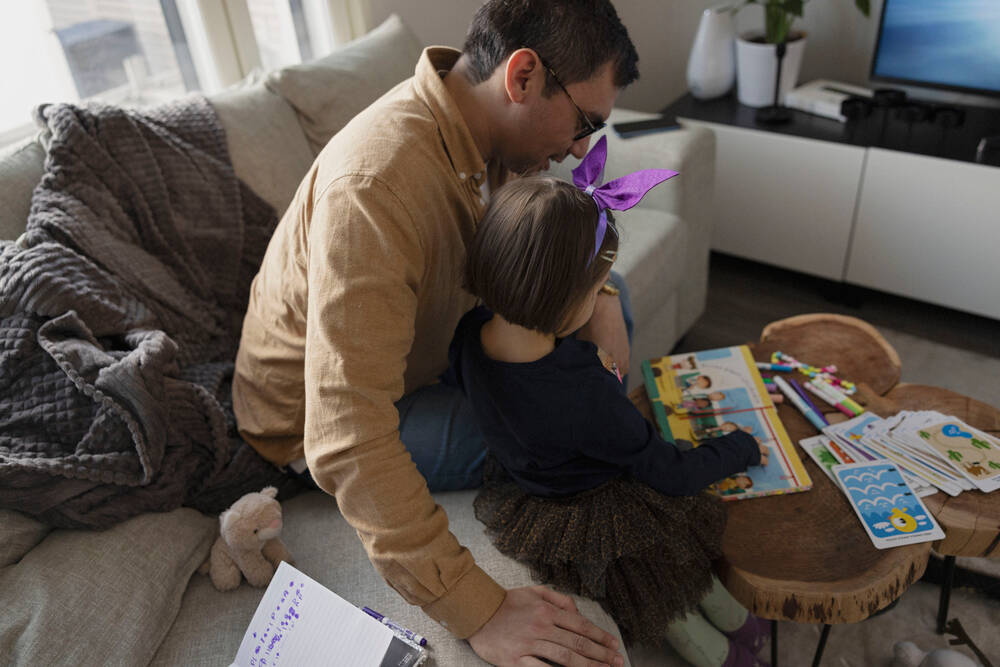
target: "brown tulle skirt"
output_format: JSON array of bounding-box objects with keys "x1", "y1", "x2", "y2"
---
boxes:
[{"x1": 473, "y1": 457, "x2": 727, "y2": 643}]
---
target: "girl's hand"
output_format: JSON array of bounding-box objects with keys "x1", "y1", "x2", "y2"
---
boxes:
[{"x1": 756, "y1": 440, "x2": 770, "y2": 466}]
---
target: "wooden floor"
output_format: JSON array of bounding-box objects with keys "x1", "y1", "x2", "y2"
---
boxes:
[
  {"x1": 673, "y1": 253, "x2": 1000, "y2": 410},
  {"x1": 674, "y1": 253, "x2": 1000, "y2": 359}
]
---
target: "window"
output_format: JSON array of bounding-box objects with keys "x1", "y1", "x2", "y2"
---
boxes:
[
  {"x1": 0, "y1": 0, "x2": 366, "y2": 148},
  {"x1": 1, "y1": 0, "x2": 195, "y2": 145}
]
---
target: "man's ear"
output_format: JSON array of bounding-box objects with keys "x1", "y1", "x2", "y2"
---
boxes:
[{"x1": 503, "y1": 48, "x2": 544, "y2": 104}]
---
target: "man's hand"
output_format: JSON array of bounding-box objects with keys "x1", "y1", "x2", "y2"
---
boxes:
[
  {"x1": 468, "y1": 586, "x2": 624, "y2": 667},
  {"x1": 578, "y1": 292, "x2": 630, "y2": 378}
]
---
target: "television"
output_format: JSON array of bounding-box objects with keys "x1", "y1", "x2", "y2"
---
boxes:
[{"x1": 870, "y1": 0, "x2": 1000, "y2": 103}]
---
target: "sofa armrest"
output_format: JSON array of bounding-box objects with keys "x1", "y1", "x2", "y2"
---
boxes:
[{"x1": 601, "y1": 108, "x2": 715, "y2": 227}]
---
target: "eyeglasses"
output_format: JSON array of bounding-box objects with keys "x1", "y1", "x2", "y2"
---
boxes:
[{"x1": 543, "y1": 63, "x2": 606, "y2": 142}]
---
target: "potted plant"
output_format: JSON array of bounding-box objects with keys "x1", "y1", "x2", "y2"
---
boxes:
[{"x1": 735, "y1": 0, "x2": 870, "y2": 108}]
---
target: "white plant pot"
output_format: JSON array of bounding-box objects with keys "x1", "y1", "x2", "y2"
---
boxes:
[
  {"x1": 735, "y1": 32, "x2": 807, "y2": 108},
  {"x1": 686, "y1": 5, "x2": 737, "y2": 100}
]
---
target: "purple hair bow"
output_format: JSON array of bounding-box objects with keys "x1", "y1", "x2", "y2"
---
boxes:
[{"x1": 571, "y1": 135, "x2": 679, "y2": 261}]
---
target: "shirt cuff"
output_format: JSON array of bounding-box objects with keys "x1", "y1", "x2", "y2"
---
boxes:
[{"x1": 421, "y1": 565, "x2": 506, "y2": 638}]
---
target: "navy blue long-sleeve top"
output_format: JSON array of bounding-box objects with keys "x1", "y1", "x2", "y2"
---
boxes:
[{"x1": 448, "y1": 307, "x2": 761, "y2": 498}]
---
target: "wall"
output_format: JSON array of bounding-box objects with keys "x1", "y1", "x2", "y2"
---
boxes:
[{"x1": 368, "y1": 0, "x2": 884, "y2": 113}]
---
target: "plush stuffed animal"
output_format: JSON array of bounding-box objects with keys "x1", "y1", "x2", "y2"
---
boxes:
[
  {"x1": 200, "y1": 486, "x2": 294, "y2": 591},
  {"x1": 892, "y1": 641, "x2": 979, "y2": 667}
]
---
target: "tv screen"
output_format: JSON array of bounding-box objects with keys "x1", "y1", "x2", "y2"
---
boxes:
[{"x1": 871, "y1": 0, "x2": 1000, "y2": 98}]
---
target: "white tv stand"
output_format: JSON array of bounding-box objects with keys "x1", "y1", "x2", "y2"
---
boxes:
[{"x1": 662, "y1": 93, "x2": 1000, "y2": 321}]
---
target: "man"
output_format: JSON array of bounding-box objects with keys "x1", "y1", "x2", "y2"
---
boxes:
[{"x1": 233, "y1": 1, "x2": 639, "y2": 664}]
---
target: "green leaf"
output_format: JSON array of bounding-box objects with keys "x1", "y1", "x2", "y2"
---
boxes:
[
  {"x1": 919, "y1": 430, "x2": 930, "y2": 439},
  {"x1": 948, "y1": 450, "x2": 963, "y2": 462},
  {"x1": 989, "y1": 461, "x2": 1000, "y2": 470},
  {"x1": 783, "y1": 0, "x2": 804, "y2": 17},
  {"x1": 971, "y1": 438, "x2": 990, "y2": 449}
]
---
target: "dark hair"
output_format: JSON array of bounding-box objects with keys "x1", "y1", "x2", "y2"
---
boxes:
[
  {"x1": 466, "y1": 176, "x2": 618, "y2": 333},
  {"x1": 462, "y1": 0, "x2": 639, "y2": 94}
]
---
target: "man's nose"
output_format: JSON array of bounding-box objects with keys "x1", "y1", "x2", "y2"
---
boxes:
[{"x1": 569, "y1": 135, "x2": 592, "y2": 159}]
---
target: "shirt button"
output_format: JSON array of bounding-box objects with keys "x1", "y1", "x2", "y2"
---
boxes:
[
  {"x1": 479, "y1": 197, "x2": 486, "y2": 206},
  {"x1": 459, "y1": 172, "x2": 467, "y2": 180}
]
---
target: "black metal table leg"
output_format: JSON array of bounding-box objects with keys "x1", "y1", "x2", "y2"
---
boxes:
[
  {"x1": 771, "y1": 619, "x2": 778, "y2": 667},
  {"x1": 937, "y1": 555, "x2": 956, "y2": 634},
  {"x1": 811, "y1": 624, "x2": 831, "y2": 667}
]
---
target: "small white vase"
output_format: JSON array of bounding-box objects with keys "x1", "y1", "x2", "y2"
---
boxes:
[
  {"x1": 686, "y1": 4, "x2": 737, "y2": 100},
  {"x1": 735, "y1": 32, "x2": 807, "y2": 108}
]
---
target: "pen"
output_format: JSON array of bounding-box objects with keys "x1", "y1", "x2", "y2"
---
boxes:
[
  {"x1": 362, "y1": 607, "x2": 428, "y2": 646},
  {"x1": 787, "y1": 377, "x2": 829, "y2": 425},
  {"x1": 806, "y1": 380, "x2": 863, "y2": 416},
  {"x1": 773, "y1": 376, "x2": 827, "y2": 431},
  {"x1": 803, "y1": 380, "x2": 855, "y2": 417},
  {"x1": 756, "y1": 362, "x2": 794, "y2": 372},
  {"x1": 814, "y1": 380, "x2": 865, "y2": 415}
]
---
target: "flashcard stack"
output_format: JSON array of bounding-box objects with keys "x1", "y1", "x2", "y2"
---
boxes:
[{"x1": 800, "y1": 410, "x2": 1000, "y2": 501}]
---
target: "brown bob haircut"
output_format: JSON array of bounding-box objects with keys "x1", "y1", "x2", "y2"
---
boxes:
[
  {"x1": 462, "y1": 0, "x2": 639, "y2": 95},
  {"x1": 466, "y1": 176, "x2": 618, "y2": 334}
]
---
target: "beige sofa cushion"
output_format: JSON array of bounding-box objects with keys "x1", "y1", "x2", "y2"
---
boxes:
[
  {"x1": 266, "y1": 14, "x2": 424, "y2": 155},
  {"x1": 0, "y1": 138, "x2": 45, "y2": 242},
  {"x1": 152, "y1": 490, "x2": 632, "y2": 666},
  {"x1": 211, "y1": 83, "x2": 315, "y2": 217},
  {"x1": 0, "y1": 508, "x2": 216, "y2": 666}
]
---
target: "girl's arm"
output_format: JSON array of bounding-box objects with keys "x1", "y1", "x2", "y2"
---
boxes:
[{"x1": 580, "y1": 377, "x2": 761, "y2": 496}]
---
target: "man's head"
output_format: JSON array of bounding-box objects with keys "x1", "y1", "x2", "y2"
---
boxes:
[{"x1": 459, "y1": 0, "x2": 639, "y2": 174}]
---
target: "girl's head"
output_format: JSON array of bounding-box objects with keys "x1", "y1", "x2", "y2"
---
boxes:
[{"x1": 466, "y1": 175, "x2": 618, "y2": 335}]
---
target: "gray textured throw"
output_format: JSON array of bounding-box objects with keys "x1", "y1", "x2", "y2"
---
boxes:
[{"x1": 0, "y1": 98, "x2": 297, "y2": 528}]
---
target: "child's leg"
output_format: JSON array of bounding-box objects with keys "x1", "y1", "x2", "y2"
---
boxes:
[
  {"x1": 664, "y1": 611, "x2": 731, "y2": 667},
  {"x1": 698, "y1": 576, "x2": 748, "y2": 632},
  {"x1": 699, "y1": 575, "x2": 770, "y2": 655},
  {"x1": 665, "y1": 611, "x2": 768, "y2": 667}
]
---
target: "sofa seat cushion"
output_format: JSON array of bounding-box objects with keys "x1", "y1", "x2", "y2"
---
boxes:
[
  {"x1": 152, "y1": 490, "x2": 632, "y2": 666},
  {"x1": 266, "y1": 14, "x2": 423, "y2": 155},
  {"x1": 0, "y1": 509, "x2": 52, "y2": 567},
  {"x1": 0, "y1": 508, "x2": 215, "y2": 666}
]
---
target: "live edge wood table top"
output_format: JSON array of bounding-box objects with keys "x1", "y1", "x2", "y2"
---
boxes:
[{"x1": 630, "y1": 313, "x2": 1000, "y2": 625}]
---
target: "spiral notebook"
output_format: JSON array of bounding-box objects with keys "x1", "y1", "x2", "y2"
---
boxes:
[
  {"x1": 230, "y1": 561, "x2": 426, "y2": 667},
  {"x1": 641, "y1": 345, "x2": 812, "y2": 500}
]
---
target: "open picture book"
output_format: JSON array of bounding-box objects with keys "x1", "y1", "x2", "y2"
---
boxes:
[{"x1": 641, "y1": 345, "x2": 812, "y2": 500}]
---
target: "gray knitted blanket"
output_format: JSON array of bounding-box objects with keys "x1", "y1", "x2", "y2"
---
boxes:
[{"x1": 0, "y1": 98, "x2": 297, "y2": 528}]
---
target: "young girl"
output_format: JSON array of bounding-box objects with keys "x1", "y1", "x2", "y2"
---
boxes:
[{"x1": 449, "y1": 137, "x2": 771, "y2": 667}]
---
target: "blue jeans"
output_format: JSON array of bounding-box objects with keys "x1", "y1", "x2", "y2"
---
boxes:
[{"x1": 399, "y1": 271, "x2": 634, "y2": 492}]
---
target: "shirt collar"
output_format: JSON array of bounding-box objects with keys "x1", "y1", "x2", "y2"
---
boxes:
[{"x1": 412, "y1": 47, "x2": 487, "y2": 184}]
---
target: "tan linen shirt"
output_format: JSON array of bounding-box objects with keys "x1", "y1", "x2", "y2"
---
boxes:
[{"x1": 232, "y1": 47, "x2": 510, "y2": 638}]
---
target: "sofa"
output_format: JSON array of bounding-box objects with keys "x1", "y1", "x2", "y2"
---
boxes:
[{"x1": 0, "y1": 15, "x2": 715, "y2": 666}]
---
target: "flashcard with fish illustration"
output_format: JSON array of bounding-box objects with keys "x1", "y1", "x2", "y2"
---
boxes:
[{"x1": 833, "y1": 461, "x2": 944, "y2": 549}]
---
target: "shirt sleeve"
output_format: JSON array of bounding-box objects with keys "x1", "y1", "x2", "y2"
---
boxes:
[
  {"x1": 580, "y1": 373, "x2": 762, "y2": 496},
  {"x1": 303, "y1": 176, "x2": 504, "y2": 638}
]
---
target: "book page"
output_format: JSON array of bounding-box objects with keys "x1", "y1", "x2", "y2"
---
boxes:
[
  {"x1": 232, "y1": 561, "x2": 393, "y2": 667},
  {"x1": 642, "y1": 345, "x2": 812, "y2": 500}
]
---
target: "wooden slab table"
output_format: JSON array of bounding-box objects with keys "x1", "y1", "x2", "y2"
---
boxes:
[{"x1": 630, "y1": 314, "x2": 1000, "y2": 665}]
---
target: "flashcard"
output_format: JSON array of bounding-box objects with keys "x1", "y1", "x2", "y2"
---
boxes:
[
  {"x1": 798, "y1": 436, "x2": 840, "y2": 483},
  {"x1": 912, "y1": 418, "x2": 1000, "y2": 493},
  {"x1": 833, "y1": 461, "x2": 945, "y2": 549}
]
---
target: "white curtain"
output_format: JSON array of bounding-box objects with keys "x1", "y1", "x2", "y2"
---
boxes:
[{"x1": 326, "y1": 0, "x2": 371, "y2": 45}]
